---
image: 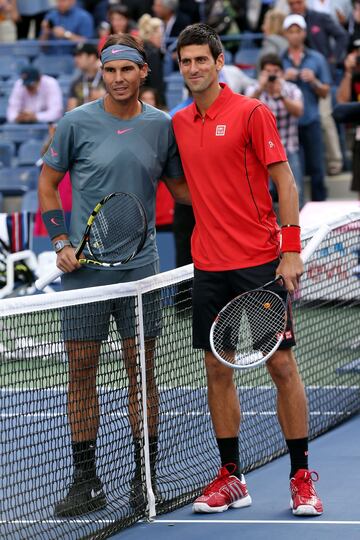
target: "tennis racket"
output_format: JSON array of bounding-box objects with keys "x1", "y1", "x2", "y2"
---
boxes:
[
  {"x1": 209, "y1": 224, "x2": 330, "y2": 370},
  {"x1": 35, "y1": 192, "x2": 147, "y2": 291}
]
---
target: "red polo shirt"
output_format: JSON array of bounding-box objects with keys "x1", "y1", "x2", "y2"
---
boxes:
[{"x1": 172, "y1": 84, "x2": 287, "y2": 271}]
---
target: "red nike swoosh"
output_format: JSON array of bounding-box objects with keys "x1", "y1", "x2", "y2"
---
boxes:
[
  {"x1": 50, "y1": 147, "x2": 58, "y2": 157},
  {"x1": 117, "y1": 129, "x2": 133, "y2": 135}
]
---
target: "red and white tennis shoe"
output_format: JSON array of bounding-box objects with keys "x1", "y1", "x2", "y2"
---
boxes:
[
  {"x1": 193, "y1": 465, "x2": 252, "y2": 513},
  {"x1": 290, "y1": 469, "x2": 323, "y2": 516}
]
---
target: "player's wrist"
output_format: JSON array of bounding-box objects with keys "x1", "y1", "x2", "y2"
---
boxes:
[
  {"x1": 42, "y1": 209, "x2": 68, "y2": 240},
  {"x1": 281, "y1": 224, "x2": 301, "y2": 253}
]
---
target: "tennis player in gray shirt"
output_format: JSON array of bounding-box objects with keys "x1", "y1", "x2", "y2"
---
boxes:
[{"x1": 38, "y1": 33, "x2": 190, "y2": 517}]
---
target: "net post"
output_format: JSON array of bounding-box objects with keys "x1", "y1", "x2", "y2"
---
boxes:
[{"x1": 135, "y1": 288, "x2": 156, "y2": 519}]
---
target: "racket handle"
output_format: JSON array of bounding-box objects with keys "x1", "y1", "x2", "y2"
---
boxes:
[
  {"x1": 301, "y1": 224, "x2": 331, "y2": 264},
  {"x1": 35, "y1": 267, "x2": 63, "y2": 291}
]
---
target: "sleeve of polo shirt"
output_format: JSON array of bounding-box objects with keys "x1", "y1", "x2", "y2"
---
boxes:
[
  {"x1": 42, "y1": 114, "x2": 75, "y2": 173},
  {"x1": 162, "y1": 123, "x2": 184, "y2": 179},
  {"x1": 316, "y1": 52, "x2": 332, "y2": 86},
  {"x1": 247, "y1": 104, "x2": 287, "y2": 168}
]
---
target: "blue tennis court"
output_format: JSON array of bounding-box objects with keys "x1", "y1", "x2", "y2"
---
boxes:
[{"x1": 113, "y1": 413, "x2": 360, "y2": 540}]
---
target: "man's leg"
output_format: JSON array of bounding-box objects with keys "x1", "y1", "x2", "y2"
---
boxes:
[
  {"x1": 54, "y1": 340, "x2": 106, "y2": 517},
  {"x1": 123, "y1": 337, "x2": 159, "y2": 508},
  {"x1": 267, "y1": 348, "x2": 323, "y2": 515}
]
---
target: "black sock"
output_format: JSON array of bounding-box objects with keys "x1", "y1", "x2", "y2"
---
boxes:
[
  {"x1": 72, "y1": 439, "x2": 96, "y2": 479},
  {"x1": 133, "y1": 436, "x2": 158, "y2": 477},
  {"x1": 216, "y1": 437, "x2": 241, "y2": 478},
  {"x1": 286, "y1": 437, "x2": 309, "y2": 478}
]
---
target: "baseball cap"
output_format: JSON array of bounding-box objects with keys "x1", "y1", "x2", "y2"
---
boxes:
[
  {"x1": 283, "y1": 14, "x2": 307, "y2": 30},
  {"x1": 20, "y1": 66, "x2": 41, "y2": 86},
  {"x1": 74, "y1": 42, "x2": 98, "y2": 56}
]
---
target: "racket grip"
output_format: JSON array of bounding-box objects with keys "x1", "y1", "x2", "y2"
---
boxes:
[
  {"x1": 301, "y1": 224, "x2": 331, "y2": 264},
  {"x1": 35, "y1": 267, "x2": 64, "y2": 291}
]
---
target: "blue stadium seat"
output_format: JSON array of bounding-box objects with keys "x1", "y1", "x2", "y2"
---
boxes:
[
  {"x1": 17, "y1": 139, "x2": 43, "y2": 166},
  {"x1": 0, "y1": 193, "x2": 3, "y2": 211},
  {"x1": 0, "y1": 141, "x2": 15, "y2": 167},
  {"x1": 234, "y1": 47, "x2": 260, "y2": 69},
  {"x1": 0, "y1": 57, "x2": 29, "y2": 80},
  {"x1": 57, "y1": 74, "x2": 74, "y2": 95},
  {"x1": 0, "y1": 78, "x2": 17, "y2": 97},
  {"x1": 33, "y1": 54, "x2": 75, "y2": 77},
  {"x1": 0, "y1": 123, "x2": 49, "y2": 144},
  {"x1": 21, "y1": 189, "x2": 38, "y2": 213},
  {"x1": 223, "y1": 50, "x2": 233, "y2": 64},
  {"x1": 0, "y1": 166, "x2": 39, "y2": 195},
  {"x1": 13, "y1": 40, "x2": 41, "y2": 59},
  {"x1": 0, "y1": 97, "x2": 8, "y2": 123}
]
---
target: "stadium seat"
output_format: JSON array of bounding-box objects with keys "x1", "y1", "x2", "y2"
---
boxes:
[
  {"x1": 234, "y1": 47, "x2": 260, "y2": 69},
  {"x1": 13, "y1": 40, "x2": 41, "y2": 59},
  {"x1": 0, "y1": 56, "x2": 29, "y2": 80},
  {"x1": 57, "y1": 74, "x2": 74, "y2": 96},
  {"x1": 0, "y1": 141, "x2": 15, "y2": 167},
  {"x1": 165, "y1": 72, "x2": 184, "y2": 109},
  {"x1": 17, "y1": 139, "x2": 43, "y2": 166},
  {"x1": 0, "y1": 123, "x2": 49, "y2": 144},
  {"x1": 21, "y1": 189, "x2": 38, "y2": 213},
  {"x1": 0, "y1": 97, "x2": 8, "y2": 123},
  {"x1": 33, "y1": 54, "x2": 75, "y2": 77},
  {"x1": 0, "y1": 78, "x2": 17, "y2": 97},
  {"x1": 0, "y1": 166, "x2": 39, "y2": 195}
]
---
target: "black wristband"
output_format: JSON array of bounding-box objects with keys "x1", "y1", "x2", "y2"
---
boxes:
[{"x1": 42, "y1": 209, "x2": 67, "y2": 240}]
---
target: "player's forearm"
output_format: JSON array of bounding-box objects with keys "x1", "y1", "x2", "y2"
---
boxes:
[
  {"x1": 270, "y1": 162, "x2": 300, "y2": 226},
  {"x1": 164, "y1": 176, "x2": 192, "y2": 205}
]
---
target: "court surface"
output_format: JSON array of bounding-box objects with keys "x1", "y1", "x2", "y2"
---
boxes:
[{"x1": 112, "y1": 413, "x2": 360, "y2": 540}]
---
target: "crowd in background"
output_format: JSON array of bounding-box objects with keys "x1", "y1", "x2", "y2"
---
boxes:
[{"x1": 0, "y1": 0, "x2": 359, "y2": 229}]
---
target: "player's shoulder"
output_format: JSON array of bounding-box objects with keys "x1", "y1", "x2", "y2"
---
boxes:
[
  {"x1": 62, "y1": 99, "x2": 101, "y2": 122},
  {"x1": 232, "y1": 92, "x2": 265, "y2": 117},
  {"x1": 142, "y1": 102, "x2": 172, "y2": 124}
]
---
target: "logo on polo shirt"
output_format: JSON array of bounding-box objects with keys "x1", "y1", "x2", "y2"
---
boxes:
[
  {"x1": 268, "y1": 140, "x2": 275, "y2": 149},
  {"x1": 215, "y1": 125, "x2": 226, "y2": 136}
]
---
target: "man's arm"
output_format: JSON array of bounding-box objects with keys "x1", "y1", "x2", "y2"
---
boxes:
[
  {"x1": 6, "y1": 80, "x2": 23, "y2": 123},
  {"x1": 163, "y1": 176, "x2": 192, "y2": 205},
  {"x1": 269, "y1": 161, "x2": 304, "y2": 293},
  {"x1": 321, "y1": 11, "x2": 348, "y2": 65},
  {"x1": 38, "y1": 163, "x2": 80, "y2": 272}
]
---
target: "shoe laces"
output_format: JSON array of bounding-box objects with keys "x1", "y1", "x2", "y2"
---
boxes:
[
  {"x1": 295, "y1": 470, "x2": 319, "y2": 498},
  {"x1": 203, "y1": 464, "x2": 236, "y2": 495}
]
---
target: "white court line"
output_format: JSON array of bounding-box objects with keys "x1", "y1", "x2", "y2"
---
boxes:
[
  {"x1": 1, "y1": 411, "x2": 352, "y2": 419},
  {"x1": 152, "y1": 519, "x2": 360, "y2": 526}
]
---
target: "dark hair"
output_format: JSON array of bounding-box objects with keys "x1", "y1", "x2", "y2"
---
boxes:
[
  {"x1": 108, "y1": 5, "x2": 130, "y2": 18},
  {"x1": 101, "y1": 33, "x2": 147, "y2": 65},
  {"x1": 259, "y1": 53, "x2": 283, "y2": 70},
  {"x1": 176, "y1": 23, "x2": 223, "y2": 62}
]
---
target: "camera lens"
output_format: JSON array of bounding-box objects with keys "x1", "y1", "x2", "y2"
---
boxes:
[{"x1": 268, "y1": 75, "x2": 277, "y2": 82}]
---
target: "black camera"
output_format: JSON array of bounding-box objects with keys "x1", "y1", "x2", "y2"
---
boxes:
[{"x1": 268, "y1": 75, "x2": 277, "y2": 82}]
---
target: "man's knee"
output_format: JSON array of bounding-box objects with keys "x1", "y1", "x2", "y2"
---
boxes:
[{"x1": 266, "y1": 349, "x2": 300, "y2": 386}]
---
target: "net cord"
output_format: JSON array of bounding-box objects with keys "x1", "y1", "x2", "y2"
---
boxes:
[{"x1": 136, "y1": 290, "x2": 156, "y2": 518}]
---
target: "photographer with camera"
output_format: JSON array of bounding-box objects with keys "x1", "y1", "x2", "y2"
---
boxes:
[
  {"x1": 246, "y1": 52, "x2": 305, "y2": 206},
  {"x1": 336, "y1": 39, "x2": 360, "y2": 198}
]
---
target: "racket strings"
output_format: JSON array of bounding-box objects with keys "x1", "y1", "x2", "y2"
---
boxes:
[
  {"x1": 89, "y1": 194, "x2": 146, "y2": 263},
  {"x1": 212, "y1": 290, "x2": 286, "y2": 367}
]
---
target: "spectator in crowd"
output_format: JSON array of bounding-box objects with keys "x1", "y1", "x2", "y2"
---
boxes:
[
  {"x1": 97, "y1": 4, "x2": 138, "y2": 51},
  {"x1": 336, "y1": 41, "x2": 360, "y2": 198},
  {"x1": 120, "y1": 0, "x2": 153, "y2": 21},
  {"x1": 246, "y1": 53, "x2": 305, "y2": 206},
  {"x1": 152, "y1": 0, "x2": 192, "y2": 72},
  {"x1": 0, "y1": 0, "x2": 17, "y2": 41},
  {"x1": 15, "y1": 0, "x2": 52, "y2": 38},
  {"x1": 139, "y1": 85, "x2": 175, "y2": 231},
  {"x1": 347, "y1": 0, "x2": 360, "y2": 46},
  {"x1": 287, "y1": 0, "x2": 347, "y2": 175},
  {"x1": 67, "y1": 42, "x2": 105, "y2": 111},
  {"x1": 41, "y1": 0, "x2": 94, "y2": 44},
  {"x1": 138, "y1": 13, "x2": 167, "y2": 106},
  {"x1": 6, "y1": 66, "x2": 63, "y2": 124},
  {"x1": 246, "y1": 0, "x2": 278, "y2": 32},
  {"x1": 259, "y1": 8, "x2": 288, "y2": 63},
  {"x1": 77, "y1": 0, "x2": 108, "y2": 29},
  {"x1": 282, "y1": 14, "x2": 330, "y2": 201},
  {"x1": 306, "y1": 0, "x2": 352, "y2": 26}
]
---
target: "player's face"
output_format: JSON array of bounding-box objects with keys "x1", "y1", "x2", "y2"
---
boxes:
[
  {"x1": 178, "y1": 44, "x2": 224, "y2": 95},
  {"x1": 102, "y1": 59, "x2": 148, "y2": 103}
]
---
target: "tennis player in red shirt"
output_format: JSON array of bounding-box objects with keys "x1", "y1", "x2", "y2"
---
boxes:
[{"x1": 172, "y1": 23, "x2": 323, "y2": 517}]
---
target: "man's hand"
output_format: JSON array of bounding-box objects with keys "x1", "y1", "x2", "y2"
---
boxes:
[
  {"x1": 52, "y1": 25, "x2": 66, "y2": 38},
  {"x1": 56, "y1": 246, "x2": 82, "y2": 273},
  {"x1": 300, "y1": 68, "x2": 316, "y2": 83},
  {"x1": 16, "y1": 111, "x2": 37, "y2": 123},
  {"x1": 284, "y1": 67, "x2": 299, "y2": 81},
  {"x1": 276, "y1": 252, "x2": 304, "y2": 294}
]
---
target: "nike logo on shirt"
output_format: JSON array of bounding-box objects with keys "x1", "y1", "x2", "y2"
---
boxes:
[
  {"x1": 117, "y1": 129, "x2": 133, "y2": 135},
  {"x1": 50, "y1": 147, "x2": 58, "y2": 157}
]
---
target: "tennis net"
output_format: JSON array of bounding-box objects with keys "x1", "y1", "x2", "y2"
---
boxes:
[{"x1": 1, "y1": 210, "x2": 359, "y2": 539}]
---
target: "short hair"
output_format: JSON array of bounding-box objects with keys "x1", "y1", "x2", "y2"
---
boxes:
[
  {"x1": 100, "y1": 33, "x2": 147, "y2": 65},
  {"x1": 160, "y1": 0, "x2": 179, "y2": 11},
  {"x1": 108, "y1": 5, "x2": 130, "y2": 18},
  {"x1": 176, "y1": 23, "x2": 223, "y2": 62},
  {"x1": 260, "y1": 53, "x2": 283, "y2": 70}
]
